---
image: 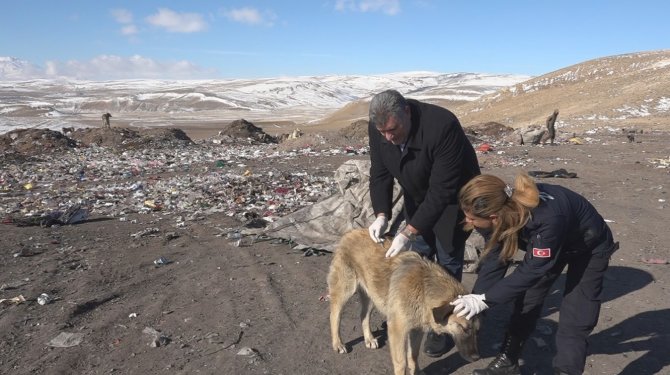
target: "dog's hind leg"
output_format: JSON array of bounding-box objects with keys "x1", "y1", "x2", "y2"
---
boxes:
[
  {"x1": 359, "y1": 291, "x2": 379, "y2": 349},
  {"x1": 407, "y1": 328, "x2": 424, "y2": 375},
  {"x1": 328, "y1": 263, "x2": 357, "y2": 354}
]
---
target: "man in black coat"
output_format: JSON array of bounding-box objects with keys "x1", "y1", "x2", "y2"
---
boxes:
[{"x1": 367, "y1": 89, "x2": 481, "y2": 356}]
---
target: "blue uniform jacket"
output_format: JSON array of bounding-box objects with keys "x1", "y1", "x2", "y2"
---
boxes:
[{"x1": 479, "y1": 183, "x2": 617, "y2": 305}]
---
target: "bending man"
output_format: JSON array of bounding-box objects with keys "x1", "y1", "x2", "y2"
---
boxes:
[{"x1": 367, "y1": 89, "x2": 480, "y2": 356}]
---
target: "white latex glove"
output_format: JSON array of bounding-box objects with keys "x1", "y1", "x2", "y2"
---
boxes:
[
  {"x1": 385, "y1": 233, "x2": 410, "y2": 257},
  {"x1": 368, "y1": 216, "x2": 389, "y2": 243},
  {"x1": 450, "y1": 294, "x2": 488, "y2": 320}
]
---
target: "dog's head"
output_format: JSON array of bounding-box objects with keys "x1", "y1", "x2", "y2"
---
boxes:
[{"x1": 431, "y1": 303, "x2": 480, "y2": 362}]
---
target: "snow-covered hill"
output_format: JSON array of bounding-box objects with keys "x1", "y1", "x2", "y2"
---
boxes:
[{"x1": 0, "y1": 63, "x2": 530, "y2": 133}]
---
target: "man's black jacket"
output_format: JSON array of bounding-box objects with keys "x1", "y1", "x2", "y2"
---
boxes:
[{"x1": 368, "y1": 99, "x2": 480, "y2": 247}]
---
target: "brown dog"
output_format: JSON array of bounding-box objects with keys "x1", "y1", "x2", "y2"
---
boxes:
[{"x1": 328, "y1": 229, "x2": 480, "y2": 375}]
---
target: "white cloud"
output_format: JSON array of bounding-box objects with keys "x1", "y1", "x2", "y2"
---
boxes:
[
  {"x1": 121, "y1": 25, "x2": 138, "y2": 36},
  {"x1": 111, "y1": 9, "x2": 138, "y2": 37},
  {"x1": 222, "y1": 7, "x2": 276, "y2": 26},
  {"x1": 146, "y1": 8, "x2": 207, "y2": 33},
  {"x1": 111, "y1": 8, "x2": 133, "y2": 24},
  {"x1": 335, "y1": 0, "x2": 400, "y2": 15},
  {"x1": 33, "y1": 55, "x2": 218, "y2": 80}
]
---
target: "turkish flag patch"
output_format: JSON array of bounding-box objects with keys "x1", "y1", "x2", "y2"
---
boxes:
[{"x1": 533, "y1": 248, "x2": 551, "y2": 258}]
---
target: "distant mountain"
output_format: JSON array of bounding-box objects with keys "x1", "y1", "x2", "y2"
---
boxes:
[
  {"x1": 455, "y1": 50, "x2": 670, "y2": 130},
  {"x1": 0, "y1": 67, "x2": 529, "y2": 133},
  {"x1": 0, "y1": 57, "x2": 43, "y2": 80},
  {"x1": 4, "y1": 50, "x2": 668, "y2": 135}
]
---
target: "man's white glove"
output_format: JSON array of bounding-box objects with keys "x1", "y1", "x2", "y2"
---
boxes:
[
  {"x1": 368, "y1": 216, "x2": 388, "y2": 243},
  {"x1": 450, "y1": 294, "x2": 488, "y2": 320},
  {"x1": 385, "y1": 233, "x2": 410, "y2": 257}
]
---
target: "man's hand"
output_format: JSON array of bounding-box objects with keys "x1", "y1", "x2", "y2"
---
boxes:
[
  {"x1": 450, "y1": 294, "x2": 488, "y2": 320},
  {"x1": 385, "y1": 233, "x2": 410, "y2": 257},
  {"x1": 368, "y1": 216, "x2": 388, "y2": 243}
]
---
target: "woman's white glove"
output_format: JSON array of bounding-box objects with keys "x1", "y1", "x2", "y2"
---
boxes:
[
  {"x1": 450, "y1": 294, "x2": 488, "y2": 320},
  {"x1": 385, "y1": 233, "x2": 410, "y2": 257},
  {"x1": 368, "y1": 216, "x2": 388, "y2": 243}
]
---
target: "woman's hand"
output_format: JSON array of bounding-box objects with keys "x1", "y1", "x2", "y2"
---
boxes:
[{"x1": 450, "y1": 294, "x2": 488, "y2": 320}]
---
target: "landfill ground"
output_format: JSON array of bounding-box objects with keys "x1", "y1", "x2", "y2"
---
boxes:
[{"x1": 1, "y1": 124, "x2": 669, "y2": 375}]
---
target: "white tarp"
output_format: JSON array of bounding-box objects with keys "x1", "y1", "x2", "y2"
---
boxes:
[{"x1": 258, "y1": 159, "x2": 404, "y2": 252}]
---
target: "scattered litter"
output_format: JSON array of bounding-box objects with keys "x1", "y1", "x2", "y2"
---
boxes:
[
  {"x1": 641, "y1": 258, "x2": 668, "y2": 265},
  {"x1": 3, "y1": 204, "x2": 90, "y2": 227},
  {"x1": 131, "y1": 228, "x2": 160, "y2": 238},
  {"x1": 142, "y1": 327, "x2": 171, "y2": 347},
  {"x1": 0, "y1": 295, "x2": 26, "y2": 305},
  {"x1": 47, "y1": 332, "x2": 84, "y2": 347},
  {"x1": 476, "y1": 143, "x2": 493, "y2": 153},
  {"x1": 237, "y1": 347, "x2": 259, "y2": 356},
  {"x1": 528, "y1": 169, "x2": 578, "y2": 178},
  {"x1": 319, "y1": 294, "x2": 330, "y2": 302},
  {"x1": 56, "y1": 204, "x2": 90, "y2": 224},
  {"x1": 0, "y1": 132, "x2": 341, "y2": 227},
  {"x1": 37, "y1": 293, "x2": 52, "y2": 305},
  {"x1": 227, "y1": 231, "x2": 242, "y2": 240},
  {"x1": 153, "y1": 256, "x2": 171, "y2": 266},
  {"x1": 165, "y1": 232, "x2": 180, "y2": 241},
  {"x1": 129, "y1": 312, "x2": 138, "y2": 318},
  {"x1": 143, "y1": 200, "x2": 162, "y2": 211},
  {"x1": 648, "y1": 157, "x2": 670, "y2": 168},
  {"x1": 568, "y1": 137, "x2": 584, "y2": 145}
]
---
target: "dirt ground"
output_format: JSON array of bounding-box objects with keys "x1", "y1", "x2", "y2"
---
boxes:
[{"x1": 1, "y1": 127, "x2": 669, "y2": 375}]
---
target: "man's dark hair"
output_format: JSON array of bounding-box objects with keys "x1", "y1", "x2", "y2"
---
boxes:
[{"x1": 369, "y1": 89, "x2": 407, "y2": 128}]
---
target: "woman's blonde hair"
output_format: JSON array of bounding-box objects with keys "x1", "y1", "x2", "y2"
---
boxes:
[{"x1": 458, "y1": 173, "x2": 540, "y2": 262}]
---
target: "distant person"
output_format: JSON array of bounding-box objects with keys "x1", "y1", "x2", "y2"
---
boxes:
[
  {"x1": 451, "y1": 173, "x2": 619, "y2": 375},
  {"x1": 546, "y1": 109, "x2": 559, "y2": 144},
  {"x1": 366, "y1": 89, "x2": 481, "y2": 357},
  {"x1": 102, "y1": 113, "x2": 112, "y2": 129}
]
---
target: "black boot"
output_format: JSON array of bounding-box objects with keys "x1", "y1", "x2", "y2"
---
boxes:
[
  {"x1": 423, "y1": 331, "x2": 453, "y2": 357},
  {"x1": 472, "y1": 333, "x2": 524, "y2": 375}
]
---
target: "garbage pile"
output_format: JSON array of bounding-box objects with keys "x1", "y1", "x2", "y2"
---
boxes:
[
  {"x1": 1, "y1": 138, "x2": 356, "y2": 225},
  {"x1": 214, "y1": 119, "x2": 278, "y2": 145},
  {"x1": 1, "y1": 121, "x2": 647, "y2": 231},
  {"x1": 0, "y1": 128, "x2": 77, "y2": 155}
]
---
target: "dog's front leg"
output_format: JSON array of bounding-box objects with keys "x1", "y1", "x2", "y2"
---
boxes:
[
  {"x1": 407, "y1": 328, "x2": 425, "y2": 375},
  {"x1": 359, "y1": 292, "x2": 379, "y2": 349},
  {"x1": 387, "y1": 317, "x2": 409, "y2": 375}
]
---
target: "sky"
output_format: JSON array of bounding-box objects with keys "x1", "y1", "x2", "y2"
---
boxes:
[{"x1": 1, "y1": 0, "x2": 669, "y2": 80}]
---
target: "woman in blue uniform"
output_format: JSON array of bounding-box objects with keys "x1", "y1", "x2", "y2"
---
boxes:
[{"x1": 451, "y1": 173, "x2": 619, "y2": 375}]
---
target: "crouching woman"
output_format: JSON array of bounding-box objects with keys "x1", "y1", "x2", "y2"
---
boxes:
[{"x1": 451, "y1": 173, "x2": 619, "y2": 375}]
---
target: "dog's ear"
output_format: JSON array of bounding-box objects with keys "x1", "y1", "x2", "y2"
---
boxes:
[{"x1": 431, "y1": 302, "x2": 454, "y2": 325}]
